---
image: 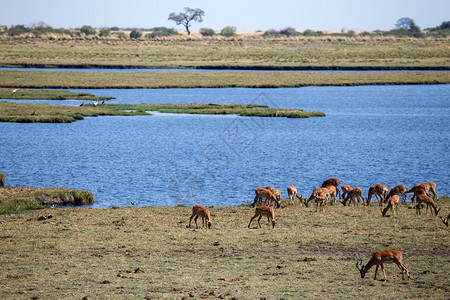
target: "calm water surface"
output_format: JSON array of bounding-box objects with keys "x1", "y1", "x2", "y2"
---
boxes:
[{"x1": 1, "y1": 85, "x2": 449, "y2": 207}]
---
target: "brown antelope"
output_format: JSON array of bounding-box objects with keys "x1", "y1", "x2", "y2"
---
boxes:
[
  {"x1": 305, "y1": 188, "x2": 329, "y2": 211},
  {"x1": 272, "y1": 189, "x2": 281, "y2": 202},
  {"x1": 440, "y1": 213, "x2": 449, "y2": 227},
  {"x1": 253, "y1": 188, "x2": 280, "y2": 208},
  {"x1": 405, "y1": 185, "x2": 429, "y2": 203},
  {"x1": 287, "y1": 185, "x2": 304, "y2": 205},
  {"x1": 188, "y1": 205, "x2": 212, "y2": 229},
  {"x1": 253, "y1": 186, "x2": 274, "y2": 204},
  {"x1": 356, "y1": 250, "x2": 410, "y2": 281},
  {"x1": 321, "y1": 178, "x2": 341, "y2": 199},
  {"x1": 248, "y1": 206, "x2": 276, "y2": 229},
  {"x1": 387, "y1": 185, "x2": 407, "y2": 203},
  {"x1": 407, "y1": 183, "x2": 438, "y2": 201},
  {"x1": 366, "y1": 185, "x2": 389, "y2": 206},
  {"x1": 415, "y1": 195, "x2": 440, "y2": 216},
  {"x1": 322, "y1": 185, "x2": 338, "y2": 205},
  {"x1": 341, "y1": 185, "x2": 353, "y2": 200},
  {"x1": 382, "y1": 195, "x2": 399, "y2": 217},
  {"x1": 342, "y1": 187, "x2": 364, "y2": 206},
  {"x1": 305, "y1": 187, "x2": 329, "y2": 207}
]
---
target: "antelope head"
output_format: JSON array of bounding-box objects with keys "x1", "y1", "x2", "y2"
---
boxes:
[{"x1": 356, "y1": 257, "x2": 366, "y2": 278}]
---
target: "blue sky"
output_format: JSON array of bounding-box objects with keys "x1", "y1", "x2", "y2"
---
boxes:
[{"x1": 1, "y1": 0, "x2": 449, "y2": 31}]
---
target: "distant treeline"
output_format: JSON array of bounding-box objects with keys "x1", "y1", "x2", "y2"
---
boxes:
[{"x1": 1, "y1": 20, "x2": 449, "y2": 40}]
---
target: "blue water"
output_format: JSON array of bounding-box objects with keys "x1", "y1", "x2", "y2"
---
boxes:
[{"x1": 1, "y1": 85, "x2": 449, "y2": 207}]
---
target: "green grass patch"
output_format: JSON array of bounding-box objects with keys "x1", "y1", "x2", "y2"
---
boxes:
[
  {"x1": 0, "y1": 102, "x2": 325, "y2": 123},
  {"x1": 0, "y1": 186, "x2": 94, "y2": 214},
  {"x1": 0, "y1": 196, "x2": 448, "y2": 298},
  {"x1": 0, "y1": 88, "x2": 114, "y2": 100}
]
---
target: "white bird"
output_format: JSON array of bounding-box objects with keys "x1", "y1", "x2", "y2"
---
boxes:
[
  {"x1": 93, "y1": 101, "x2": 98, "y2": 107},
  {"x1": 12, "y1": 89, "x2": 18, "y2": 94}
]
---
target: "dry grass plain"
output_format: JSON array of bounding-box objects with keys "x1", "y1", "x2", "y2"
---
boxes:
[{"x1": 0, "y1": 198, "x2": 448, "y2": 299}]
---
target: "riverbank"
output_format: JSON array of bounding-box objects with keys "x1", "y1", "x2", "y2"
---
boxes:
[
  {"x1": 1, "y1": 70, "x2": 449, "y2": 89},
  {"x1": 0, "y1": 186, "x2": 94, "y2": 213},
  {"x1": 0, "y1": 198, "x2": 448, "y2": 299}
]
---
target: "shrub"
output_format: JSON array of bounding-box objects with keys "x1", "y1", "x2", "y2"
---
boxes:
[
  {"x1": 279, "y1": 27, "x2": 299, "y2": 37},
  {"x1": 0, "y1": 172, "x2": 5, "y2": 187},
  {"x1": 220, "y1": 26, "x2": 236, "y2": 37},
  {"x1": 200, "y1": 28, "x2": 216, "y2": 36},
  {"x1": 200, "y1": 27, "x2": 215, "y2": 37},
  {"x1": 99, "y1": 28, "x2": 111, "y2": 37},
  {"x1": 8, "y1": 25, "x2": 29, "y2": 36},
  {"x1": 116, "y1": 32, "x2": 127, "y2": 40},
  {"x1": 80, "y1": 25, "x2": 96, "y2": 36},
  {"x1": 130, "y1": 30, "x2": 142, "y2": 39},
  {"x1": 146, "y1": 27, "x2": 179, "y2": 38}
]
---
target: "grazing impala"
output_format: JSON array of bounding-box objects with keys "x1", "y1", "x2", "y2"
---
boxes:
[
  {"x1": 248, "y1": 206, "x2": 276, "y2": 229},
  {"x1": 273, "y1": 189, "x2": 282, "y2": 202},
  {"x1": 415, "y1": 195, "x2": 440, "y2": 216},
  {"x1": 287, "y1": 185, "x2": 304, "y2": 205},
  {"x1": 253, "y1": 188, "x2": 280, "y2": 208},
  {"x1": 405, "y1": 185, "x2": 429, "y2": 203},
  {"x1": 188, "y1": 205, "x2": 212, "y2": 229},
  {"x1": 382, "y1": 195, "x2": 400, "y2": 217},
  {"x1": 305, "y1": 187, "x2": 329, "y2": 207},
  {"x1": 342, "y1": 188, "x2": 364, "y2": 206},
  {"x1": 322, "y1": 185, "x2": 338, "y2": 205},
  {"x1": 440, "y1": 213, "x2": 449, "y2": 227},
  {"x1": 366, "y1": 185, "x2": 389, "y2": 206},
  {"x1": 321, "y1": 178, "x2": 341, "y2": 199},
  {"x1": 341, "y1": 185, "x2": 353, "y2": 200},
  {"x1": 407, "y1": 183, "x2": 438, "y2": 201},
  {"x1": 387, "y1": 185, "x2": 407, "y2": 203},
  {"x1": 356, "y1": 250, "x2": 410, "y2": 281}
]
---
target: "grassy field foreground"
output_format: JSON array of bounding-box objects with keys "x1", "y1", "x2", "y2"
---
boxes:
[{"x1": 0, "y1": 198, "x2": 448, "y2": 299}]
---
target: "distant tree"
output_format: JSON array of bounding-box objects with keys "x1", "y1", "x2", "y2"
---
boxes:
[
  {"x1": 116, "y1": 32, "x2": 127, "y2": 40},
  {"x1": 279, "y1": 27, "x2": 297, "y2": 37},
  {"x1": 110, "y1": 26, "x2": 120, "y2": 31},
  {"x1": 395, "y1": 17, "x2": 415, "y2": 30},
  {"x1": 199, "y1": 27, "x2": 215, "y2": 37},
  {"x1": 99, "y1": 28, "x2": 111, "y2": 37},
  {"x1": 80, "y1": 25, "x2": 96, "y2": 36},
  {"x1": 220, "y1": 26, "x2": 236, "y2": 37},
  {"x1": 130, "y1": 30, "x2": 142, "y2": 39},
  {"x1": 8, "y1": 25, "x2": 28, "y2": 36},
  {"x1": 168, "y1": 7, "x2": 205, "y2": 35}
]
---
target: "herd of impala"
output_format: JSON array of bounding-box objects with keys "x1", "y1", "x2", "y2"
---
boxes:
[{"x1": 187, "y1": 177, "x2": 448, "y2": 281}]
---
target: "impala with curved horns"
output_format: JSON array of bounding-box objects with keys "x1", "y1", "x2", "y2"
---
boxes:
[{"x1": 356, "y1": 250, "x2": 410, "y2": 281}]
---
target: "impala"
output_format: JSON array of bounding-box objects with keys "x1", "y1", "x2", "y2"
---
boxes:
[
  {"x1": 440, "y1": 213, "x2": 449, "y2": 227},
  {"x1": 321, "y1": 178, "x2": 341, "y2": 199},
  {"x1": 387, "y1": 185, "x2": 407, "y2": 203},
  {"x1": 341, "y1": 185, "x2": 353, "y2": 200},
  {"x1": 407, "y1": 182, "x2": 438, "y2": 201},
  {"x1": 342, "y1": 187, "x2": 364, "y2": 206},
  {"x1": 356, "y1": 250, "x2": 410, "y2": 281},
  {"x1": 322, "y1": 184, "x2": 338, "y2": 205},
  {"x1": 405, "y1": 185, "x2": 429, "y2": 203},
  {"x1": 273, "y1": 189, "x2": 282, "y2": 202},
  {"x1": 415, "y1": 194, "x2": 440, "y2": 216},
  {"x1": 248, "y1": 206, "x2": 276, "y2": 228},
  {"x1": 253, "y1": 188, "x2": 280, "y2": 208},
  {"x1": 287, "y1": 185, "x2": 304, "y2": 205},
  {"x1": 188, "y1": 205, "x2": 212, "y2": 229},
  {"x1": 382, "y1": 195, "x2": 399, "y2": 217},
  {"x1": 366, "y1": 185, "x2": 389, "y2": 206},
  {"x1": 305, "y1": 187, "x2": 329, "y2": 207}
]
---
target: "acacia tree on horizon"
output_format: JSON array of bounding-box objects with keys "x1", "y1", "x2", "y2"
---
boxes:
[{"x1": 168, "y1": 7, "x2": 205, "y2": 35}]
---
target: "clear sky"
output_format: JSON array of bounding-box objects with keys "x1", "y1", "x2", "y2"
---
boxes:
[{"x1": 1, "y1": 0, "x2": 449, "y2": 31}]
